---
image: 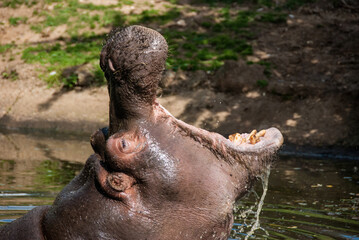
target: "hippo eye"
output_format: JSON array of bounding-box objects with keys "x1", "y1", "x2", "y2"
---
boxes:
[
  {"x1": 121, "y1": 139, "x2": 127, "y2": 149},
  {"x1": 108, "y1": 132, "x2": 147, "y2": 157},
  {"x1": 116, "y1": 137, "x2": 145, "y2": 155},
  {"x1": 118, "y1": 138, "x2": 132, "y2": 153}
]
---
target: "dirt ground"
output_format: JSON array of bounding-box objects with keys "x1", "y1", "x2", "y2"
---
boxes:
[{"x1": 0, "y1": 0, "x2": 358, "y2": 149}]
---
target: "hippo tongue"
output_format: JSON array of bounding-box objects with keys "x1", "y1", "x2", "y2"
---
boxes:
[{"x1": 153, "y1": 101, "x2": 283, "y2": 174}]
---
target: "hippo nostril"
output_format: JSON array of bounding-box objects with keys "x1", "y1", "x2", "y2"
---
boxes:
[
  {"x1": 106, "y1": 173, "x2": 135, "y2": 192},
  {"x1": 107, "y1": 174, "x2": 123, "y2": 191}
]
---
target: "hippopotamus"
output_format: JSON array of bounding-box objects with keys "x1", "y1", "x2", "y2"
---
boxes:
[{"x1": 0, "y1": 25, "x2": 283, "y2": 240}]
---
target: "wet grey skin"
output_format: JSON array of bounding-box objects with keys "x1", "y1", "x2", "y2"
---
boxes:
[{"x1": 0, "y1": 25, "x2": 283, "y2": 240}]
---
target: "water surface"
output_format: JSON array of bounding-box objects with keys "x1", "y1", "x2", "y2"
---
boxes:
[{"x1": 0, "y1": 130, "x2": 358, "y2": 239}]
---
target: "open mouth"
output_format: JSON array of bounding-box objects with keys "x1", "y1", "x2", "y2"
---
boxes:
[
  {"x1": 92, "y1": 100, "x2": 283, "y2": 201},
  {"x1": 227, "y1": 127, "x2": 284, "y2": 152},
  {"x1": 154, "y1": 101, "x2": 284, "y2": 161}
]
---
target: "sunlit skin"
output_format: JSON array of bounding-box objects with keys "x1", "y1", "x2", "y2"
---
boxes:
[{"x1": 0, "y1": 26, "x2": 283, "y2": 240}]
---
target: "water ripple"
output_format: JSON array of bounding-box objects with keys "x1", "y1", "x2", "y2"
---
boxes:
[{"x1": 0, "y1": 206, "x2": 37, "y2": 211}]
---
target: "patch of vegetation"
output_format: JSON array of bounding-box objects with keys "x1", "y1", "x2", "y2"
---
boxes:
[
  {"x1": 2, "y1": 69, "x2": 19, "y2": 81},
  {"x1": 247, "y1": 60, "x2": 272, "y2": 77},
  {"x1": 257, "y1": 79, "x2": 268, "y2": 88},
  {"x1": 257, "y1": 60, "x2": 272, "y2": 77},
  {"x1": 1, "y1": 0, "x2": 37, "y2": 8},
  {"x1": 22, "y1": 41, "x2": 99, "y2": 66},
  {"x1": 92, "y1": 64, "x2": 106, "y2": 86},
  {"x1": 63, "y1": 73, "x2": 78, "y2": 88},
  {"x1": 160, "y1": 6, "x2": 282, "y2": 71},
  {"x1": 0, "y1": 44, "x2": 14, "y2": 54},
  {"x1": 25, "y1": 0, "x2": 287, "y2": 74},
  {"x1": 30, "y1": 1, "x2": 119, "y2": 35},
  {"x1": 24, "y1": 1, "x2": 279, "y2": 73},
  {"x1": 165, "y1": 30, "x2": 253, "y2": 70},
  {"x1": 102, "y1": 9, "x2": 126, "y2": 27},
  {"x1": 12, "y1": 0, "x2": 300, "y2": 87},
  {"x1": 130, "y1": 8, "x2": 181, "y2": 25},
  {"x1": 22, "y1": 36, "x2": 103, "y2": 87},
  {"x1": 186, "y1": 0, "x2": 315, "y2": 9},
  {"x1": 221, "y1": 9, "x2": 257, "y2": 31},
  {"x1": 282, "y1": 0, "x2": 315, "y2": 10},
  {"x1": 158, "y1": 8, "x2": 258, "y2": 71},
  {"x1": 9, "y1": 16, "x2": 28, "y2": 26},
  {"x1": 258, "y1": 12, "x2": 287, "y2": 23},
  {"x1": 30, "y1": 24, "x2": 42, "y2": 33}
]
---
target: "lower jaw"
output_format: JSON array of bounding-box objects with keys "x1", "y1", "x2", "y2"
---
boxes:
[{"x1": 154, "y1": 102, "x2": 283, "y2": 157}]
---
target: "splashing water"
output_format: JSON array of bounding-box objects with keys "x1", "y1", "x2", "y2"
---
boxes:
[
  {"x1": 232, "y1": 166, "x2": 271, "y2": 239},
  {"x1": 244, "y1": 167, "x2": 271, "y2": 239}
]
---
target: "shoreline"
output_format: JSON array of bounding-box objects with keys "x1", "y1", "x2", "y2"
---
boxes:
[{"x1": 1, "y1": 124, "x2": 358, "y2": 162}]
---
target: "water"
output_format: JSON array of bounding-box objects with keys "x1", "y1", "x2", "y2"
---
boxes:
[
  {"x1": 230, "y1": 157, "x2": 359, "y2": 239},
  {"x1": 0, "y1": 130, "x2": 358, "y2": 239},
  {"x1": 0, "y1": 130, "x2": 88, "y2": 224}
]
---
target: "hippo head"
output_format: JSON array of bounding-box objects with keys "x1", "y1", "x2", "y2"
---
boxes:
[{"x1": 41, "y1": 26, "x2": 283, "y2": 239}]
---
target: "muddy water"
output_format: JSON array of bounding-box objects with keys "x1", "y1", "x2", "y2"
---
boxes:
[{"x1": 0, "y1": 131, "x2": 358, "y2": 239}]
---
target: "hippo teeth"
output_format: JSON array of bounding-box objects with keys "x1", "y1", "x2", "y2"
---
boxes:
[{"x1": 229, "y1": 129, "x2": 267, "y2": 145}]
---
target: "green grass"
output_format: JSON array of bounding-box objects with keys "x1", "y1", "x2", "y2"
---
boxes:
[
  {"x1": 157, "y1": 8, "x2": 259, "y2": 71},
  {"x1": 282, "y1": 0, "x2": 315, "y2": 9},
  {"x1": 257, "y1": 79, "x2": 268, "y2": 88},
  {"x1": 26, "y1": 2, "x2": 253, "y2": 73},
  {"x1": 257, "y1": 60, "x2": 272, "y2": 77},
  {"x1": 22, "y1": 36, "x2": 104, "y2": 87},
  {"x1": 163, "y1": 30, "x2": 253, "y2": 70},
  {"x1": 9, "y1": 0, "x2": 305, "y2": 88},
  {"x1": 92, "y1": 64, "x2": 106, "y2": 85},
  {"x1": 259, "y1": 12, "x2": 287, "y2": 23},
  {"x1": 2, "y1": 69, "x2": 18, "y2": 81},
  {"x1": 30, "y1": 1, "x2": 120, "y2": 34},
  {"x1": 130, "y1": 8, "x2": 181, "y2": 25},
  {"x1": 0, "y1": 44, "x2": 14, "y2": 54},
  {"x1": 22, "y1": 42, "x2": 99, "y2": 66},
  {"x1": 9, "y1": 17, "x2": 27, "y2": 26},
  {"x1": 21, "y1": 1, "x2": 271, "y2": 81},
  {"x1": 1, "y1": 0, "x2": 37, "y2": 8},
  {"x1": 183, "y1": 0, "x2": 314, "y2": 9},
  {"x1": 101, "y1": 9, "x2": 126, "y2": 27}
]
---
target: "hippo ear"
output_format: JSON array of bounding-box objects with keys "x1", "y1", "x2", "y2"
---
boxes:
[
  {"x1": 108, "y1": 58, "x2": 116, "y2": 72},
  {"x1": 100, "y1": 44, "x2": 116, "y2": 73}
]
